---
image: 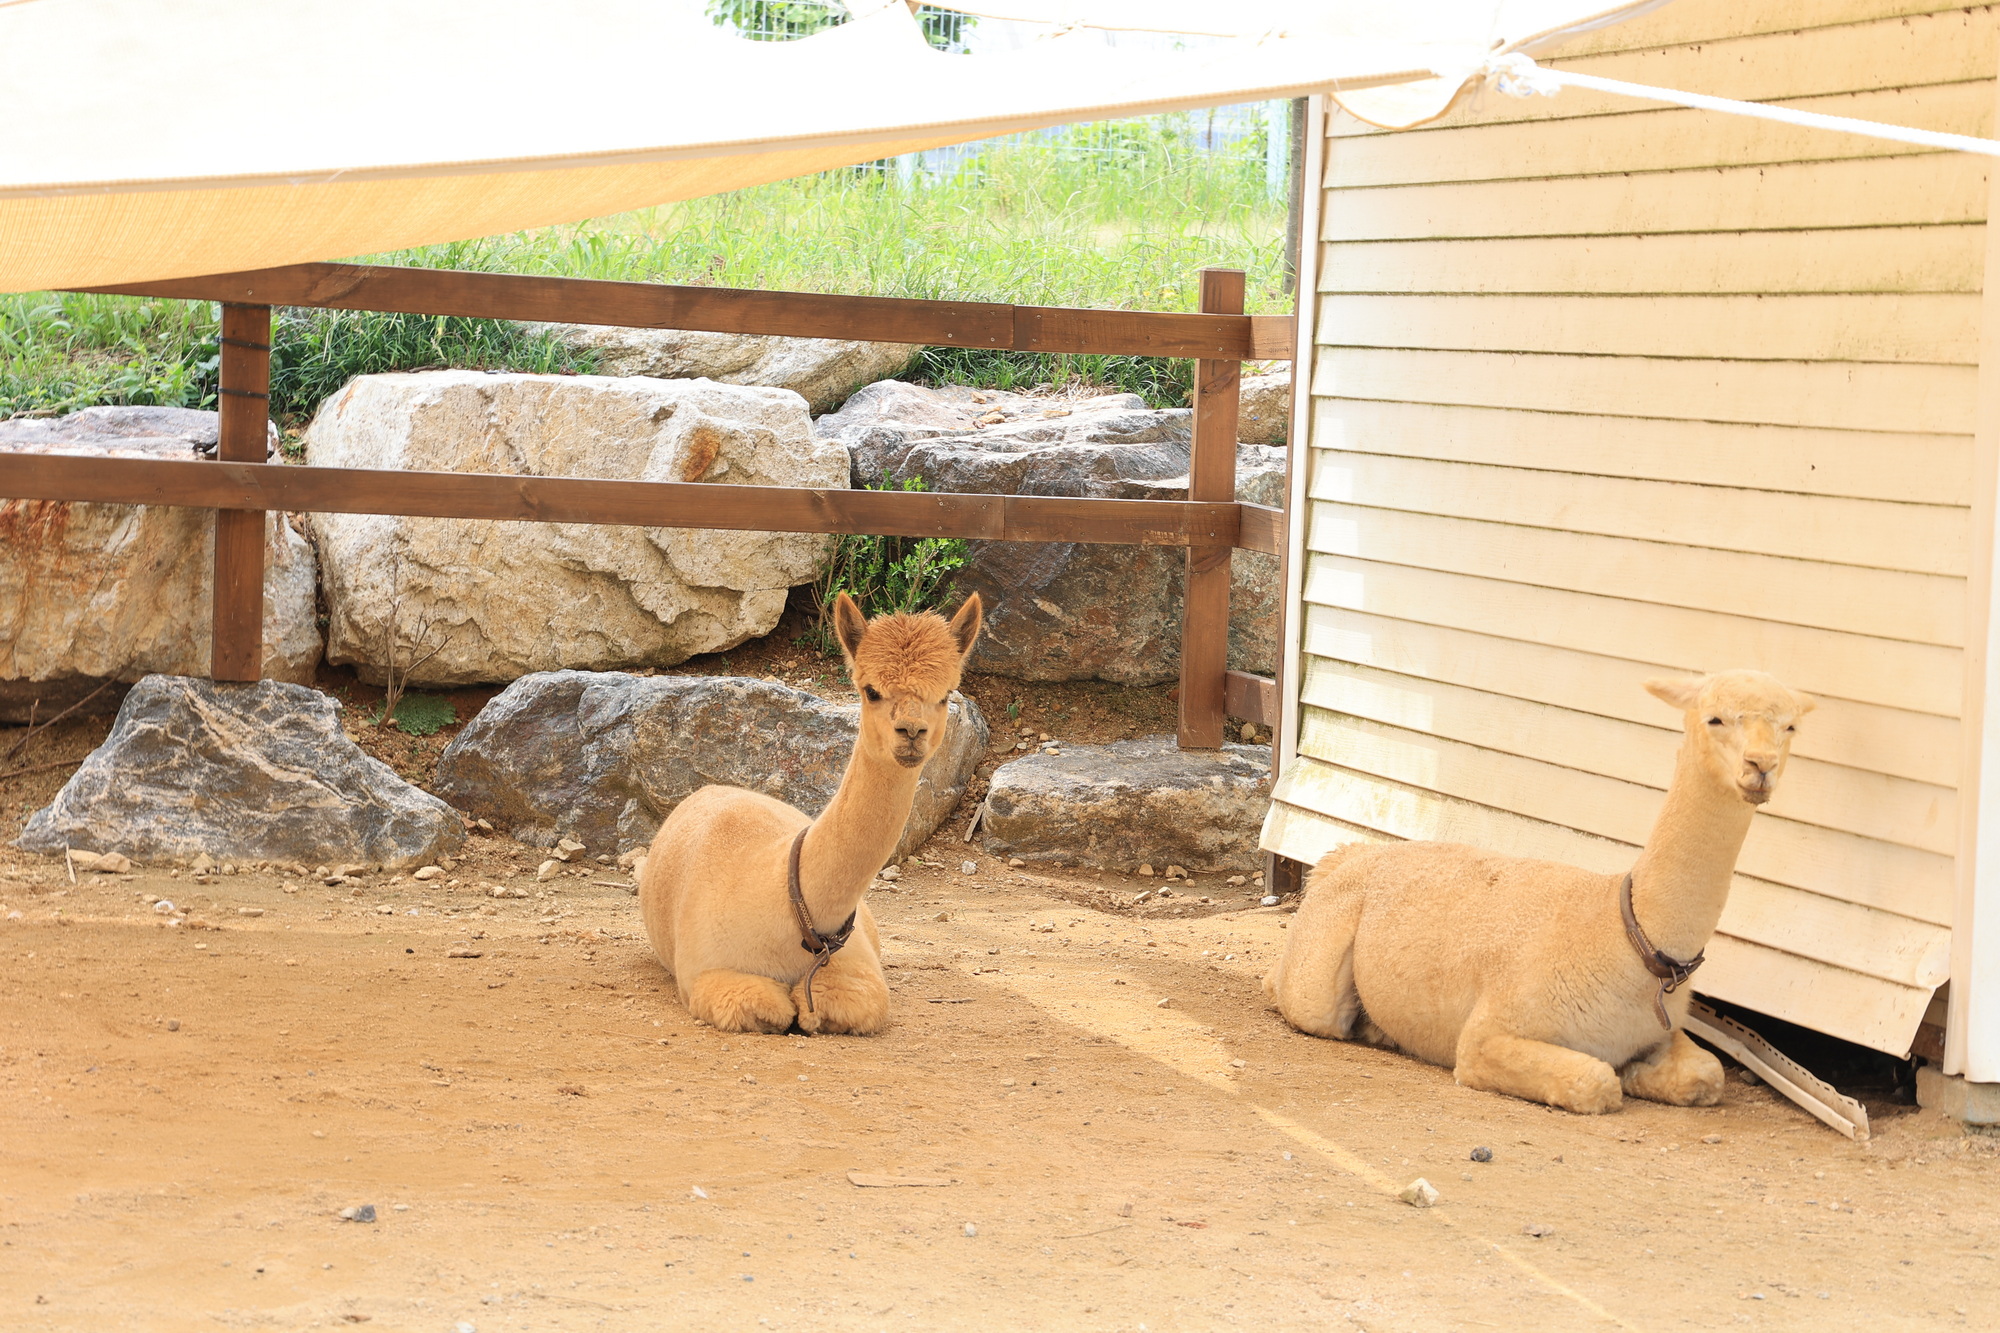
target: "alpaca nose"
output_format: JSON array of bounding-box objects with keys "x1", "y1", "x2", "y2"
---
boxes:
[
  {"x1": 896, "y1": 720, "x2": 929, "y2": 744},
  {"x1": 1744, "y1": 751, "x2": 1777, "y2": 776}
]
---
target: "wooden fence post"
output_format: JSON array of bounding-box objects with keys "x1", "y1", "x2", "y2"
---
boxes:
[
  {"x1": 212, "y1": 302, "x2": 270, "y2": 681},
  {"x1": 1178, "y1": 268, "x2": 1243, "y2": 749}
]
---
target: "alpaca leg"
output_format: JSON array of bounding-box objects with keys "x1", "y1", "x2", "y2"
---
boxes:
[
  {"x1": 1265, "y1": 875, "x2": 1366, "y2": 1040},
  {"x1": 1620, "y1": 1029, "x2": 1724, "y2": 1107},
  {"x1": 1455, "y1": 1020, "x2": 1623, "y2": 1114},
  {"x1": 791, "y1": 940, "x2": 890, "y2": 1037},
  {"x1": 686, "y1": 969, "x2": 797, "y2": 1034}
]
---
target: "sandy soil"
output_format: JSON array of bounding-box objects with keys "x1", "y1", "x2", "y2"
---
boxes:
[{"x1": 3, "y1": 832, "x2": 1998, "y2": 1333}]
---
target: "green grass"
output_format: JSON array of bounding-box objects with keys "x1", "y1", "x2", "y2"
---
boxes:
[
  {"x1": 805, "y1": 475, "x2": 970, "y2": 655},
  {"x1": 3, "y1": 112, "x2": 1284, "y2": 421},
  {"x1": 373, "y1": 692, "x2": 457, "y2": 737}
]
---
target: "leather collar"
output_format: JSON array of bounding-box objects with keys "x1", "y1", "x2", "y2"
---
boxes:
[
  {"x1": 1619, "y1": 872, "x2": 1704, "y2": 1030},
  {"x1": 787, "y1": 825, "x2": 856, "y2": 1015}
]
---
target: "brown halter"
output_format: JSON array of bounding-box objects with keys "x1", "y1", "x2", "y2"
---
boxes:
[
  {"x1": 787, "y1": 826, "x2": 856, "y2": 1015},
  {"x1": 1619, "y1": 872, "x2": 1704, "y2": 1030}
]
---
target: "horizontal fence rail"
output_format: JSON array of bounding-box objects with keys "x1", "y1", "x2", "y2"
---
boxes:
[
  {"x1": 0, "y1": 454, "x2": 1271, "y2": 551},
  {"x1": 9, "y1": 262, "x2": 1289, "y2": 741},
  {"x1": 87, "y1": 263, "x2": 1297, "y2": 361}
]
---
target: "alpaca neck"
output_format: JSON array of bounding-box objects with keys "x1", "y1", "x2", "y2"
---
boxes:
[
  {"x1": 797, "y1": 742, "x2": 921, "y2": 932},
  {"x1": 1628, "y1": 739, "x2": 1755, "y2": 962}
]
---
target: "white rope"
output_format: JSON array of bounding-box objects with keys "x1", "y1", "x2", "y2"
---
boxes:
[{"x1": 1483, "y1": 51, "x2": 2000, "y2": 159}]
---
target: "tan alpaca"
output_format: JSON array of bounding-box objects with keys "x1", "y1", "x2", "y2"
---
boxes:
[
  {"x1": 1265, "y1": 669, "x2": 1815, "y2": 1114},
  {"x1": 638, "y1": 592, "x2": 982, "y2": 1035}
]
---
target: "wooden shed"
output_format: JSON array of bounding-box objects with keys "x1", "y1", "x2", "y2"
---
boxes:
[{"x1": 1263, "y1": 0, "x2": 2000, "y2": 1087}]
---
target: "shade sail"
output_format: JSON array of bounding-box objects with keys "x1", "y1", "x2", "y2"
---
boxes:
[{"x1": 0, "y1": 0, "x2": 1662, "y2": 294}]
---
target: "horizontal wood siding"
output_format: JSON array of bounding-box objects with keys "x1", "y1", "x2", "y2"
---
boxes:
[{"x1": 1267, "y1": 0, "x2": 1986, "y2": 1055}]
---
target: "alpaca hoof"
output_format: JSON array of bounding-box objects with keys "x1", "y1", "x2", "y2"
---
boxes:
[
  {"x1": 688, "y1": 971, "x2": 796, "y2": 1034},
  {"x1": 1554, "y1": 1067, "x2": 1623, "y2": 1115},
  {"x1": 790, "y1": 976, "x2": 889, "y2": 1036}
]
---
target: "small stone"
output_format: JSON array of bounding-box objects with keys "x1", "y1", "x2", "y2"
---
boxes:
[
  {"x1": 1260, "y1": 895, "x2": 1280, "y2": 907},
  {"x1": 236, "y1": 906, "x2": 265, "y2": 917},
  {"x1": 1230, "y1": 1059, "x2": 1246, "y2": 1069},
  {"x1": 1164, "y1": 865, "x2": 1188, "y2": 880},
  {"x1": 1701, "y1": 1134, "x2": 1723, "y2": 1145},
  {"x1": 374, "y1": 904, "x2": 394, "y2": 915},
  {"x1": 1155, "y1": 997, "x2": 1173, "y2": 1009},
  {"x1": 151, "y1": 899, "x2": 176, "y2": 914},
  {"x1": 412, "y1": 865, "x2": 443, "y2": 881},
  {"x1": 97, "y1": 853, "x2": 134, "y2": 874},
  {"x1": 616, "y1": 847, "x2": 647, "y2": 869},
  {"x1": 474, "y1": 819, "x2": 494, "y2": 833},
  {"x1": 1155, "y1": 888, "x2": 1173, "y2": 900},
  {"x1": 932, "y1": 912, "x2": 949, "y2": 922},
  {"x1": 191, "y1": 853, "x2": 216, "y2": 873},
  {"x1": 876, "y1": 865, "x2": 902, "y2": 883},
  {"x1": 536, "y1": 860, "x2": 561, "y2": 881},
  {"x1": 1522, "y1": 1222, "x2": 1554, "y2": 1238},
  {"x1": 1037, "y1": 733, "x2": 1050, "y2": 742},
  {"x1": 963, "y1": 1223, "x2": 977, "y2": 1237},
  {"x1": 337, "y1": 1204, "x2": 377, "y2": 1223},
  {"x1": 220, "y1": 863, "x2": 237, "y2": 876},
  {"x1": 741, "y1": 1074, "x2": 757, "y2": 1085},
  {"x1": 1239, "y1": 723, "x2": 1259, "y2": 743},
  {"x1": 1137, "y1": 864, "x2": 1155, "y2": 878},
  {"x1": 1225, "y1": 875, "x2": 1246, "y2": 886},
  {"x1": 1398, "y1": 1179, "x2": 1439, "y2": 1208},
  {"x1": 1470, "y1": 1146, "x2": 1493, "y2": 1163},
  {"x1": 691, "y1": 1185, "x2": 709, "y2": 1200},
  {"x1": 447, "y1": 945, "x2": 483, "y2": 958},
  {"x1": 1132, "y1": 890, "x2": 1151, "y2": 902},
  {"x1": 331, "y1": 863, "x2": 367, "y2": 879},
  {"x1": 489, "y1": 885, "x2": 529, "y2": 899},
  {"x1": 556, "y1": 837, "x2": 585, "y2": 856},
  {"x1": 960, "y1": 861, "x2": 978, "y2": 875},
  {"x1": 165, "y1": 1018, "x2": 180, "y2": 1031},
  {"x1": 1739, "y1": 1069, "x2": 1762, "y2": 1086}
]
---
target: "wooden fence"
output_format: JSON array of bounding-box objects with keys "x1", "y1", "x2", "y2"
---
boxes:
[{"x1": 4, "y1": 262, "x2": 1291, "y2": 748}]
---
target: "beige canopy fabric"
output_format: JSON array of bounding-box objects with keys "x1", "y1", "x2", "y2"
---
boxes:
[{"x1": 0, "y1": 0, "x2": 1662, "y2": 294}]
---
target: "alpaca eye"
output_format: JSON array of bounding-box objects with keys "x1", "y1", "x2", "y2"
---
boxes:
[
  {"x1": 863, "y1": 686, "x2": 882, "y2": 703},
  {"x1": 1706, "y1": 717, "x2": 1723, "y2": 726},
  {"x1": 1785, "y1": 724, "x2": 1795, "y2": 732}
]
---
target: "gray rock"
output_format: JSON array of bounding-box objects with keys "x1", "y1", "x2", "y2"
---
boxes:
[
  {"x1": 0, "y1": 408, "x2": 319, "y2": 720},
  {"x1": 303, "y1": 371, "x2": 849, "y2": 686},
  {"x1": 979, "y1": 735, "x2": 1272, "y2": 873},
  {"x1": 1237, "y1": 370, "x2": 1291, "y2": 447},
  {"x1": 540, "y1": 325, "x2": 915, "y2": 414},
  {"x1": 821, "y1": 381, "x2": 1280, "y2": 685},
  {"x1": 433, "y1": 671, "x2": 987, "y2": 860},
  {"x1": 18, "y1": 676, "x2": 464, "y2": 868}
]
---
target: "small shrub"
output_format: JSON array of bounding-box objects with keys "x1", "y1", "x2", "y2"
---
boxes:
[
  {"x1": 807, "y1": 475, "x2": 969, "y2": 654},
  {"x1": 374, "y1": 692, "x2": 456, "y2": 737}
]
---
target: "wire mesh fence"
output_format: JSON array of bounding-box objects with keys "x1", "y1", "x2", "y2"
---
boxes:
[{"x1": 703, "y1": 0, "x2": 1294, "y2": 196}]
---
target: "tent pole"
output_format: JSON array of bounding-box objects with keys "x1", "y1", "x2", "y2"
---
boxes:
[
  {"x1": 211, "y1": 302, "x2": 270, "y2": 682},
  {"x1": 1178, "y1": 267, "x2": 1242, "y2": 749}
]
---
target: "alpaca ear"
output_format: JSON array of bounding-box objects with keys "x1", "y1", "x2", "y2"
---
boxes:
[
  {"x1": 1792, "y1": 690, "x2": 1818, "y2": 716},
  {"x1": 832, "y1": 592, "x2": 868, "y2": 661},
  {"x1": 948, "y1": 592, "x2": 983, "y2": 659},
  {"x1": 1644, "y1": 676, "x2": 1703, "y2": 711}
]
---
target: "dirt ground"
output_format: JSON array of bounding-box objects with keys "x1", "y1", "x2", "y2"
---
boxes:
[
  {"x1": 2, "y1": 654, "x2": 1997, "y2": 1332},
  {"x1": 2, "y1": 832, "x2": 1998, "y2": 1333}
]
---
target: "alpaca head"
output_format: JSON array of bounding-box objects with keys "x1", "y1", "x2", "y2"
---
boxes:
[
  {"x1": 832, "y1": 592, "x2": 984, "y2": 770},
  {"x1": 1645, "y1": 669, "x2": 1816, "y2": 806}
]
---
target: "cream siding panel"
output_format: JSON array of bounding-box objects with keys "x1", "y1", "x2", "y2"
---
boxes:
[
  {"x1": 1340, "y1": 7, "x2": 2000, "y2": 134},
  {"x1": 1298, "y1": 606, "x2": 1962, "y2": 788},
  {"x1": 1275, "y1": 0, "x2": 1983, "y2": 1054},
  {"x1": 1314, "y1": 293, "x2": 1980, "y2": 364},
  {"x1": 1321, "y1": 157, "x2": 1989, "y2": 242},
  {"x1": 1327, "y1": 84, "x2": 1993, "y2": 189},
  {"x1": 1313, "y1": 399, "x2": 1972, "y2": 506},
  {"x1": 1556, "y1": 0, "x2": 1979, "y2": 59},
  {"x1": 1297, "y1": 659, "x2": 1959, "y2": 858},
  {"x1": 1320, "y1": 228, "x2": 1983, "y2": 296},
  {"x1": 1307, "y1": 502, "x2": 1964, "y2": 647},
  {"x1": 1307, "y1": 455, "x2": 1966, "y2": 577},
  {"x1": 1303, "y1": 556, "x2": 1962, "y2": 717}
]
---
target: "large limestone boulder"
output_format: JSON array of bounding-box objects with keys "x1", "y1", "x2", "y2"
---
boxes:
[
  {"x1": 433, "y1": 671, "x2": 987, "y2": 861},
  {"x1": 817, "y1": 381, "x2": 1282, "y2": 686},
  {"x1": 1237, "y1": 370, "x2": 1291, "y2": 446},
  {"x1": 0, "y1": 407, "x2": 319, "y2": 722},
  {"x1": 541, "y1": 325, "x2": 915, "y2": 414},
  {"x1": 979, "y1": 735, "x2": 1272, "y2": 873},
  {"x1": 18, "y1": 676, "x2": 464, "y2": 868},
  {"x1": 304, "y1": 371, "x2": 851, "y2": 686}
]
